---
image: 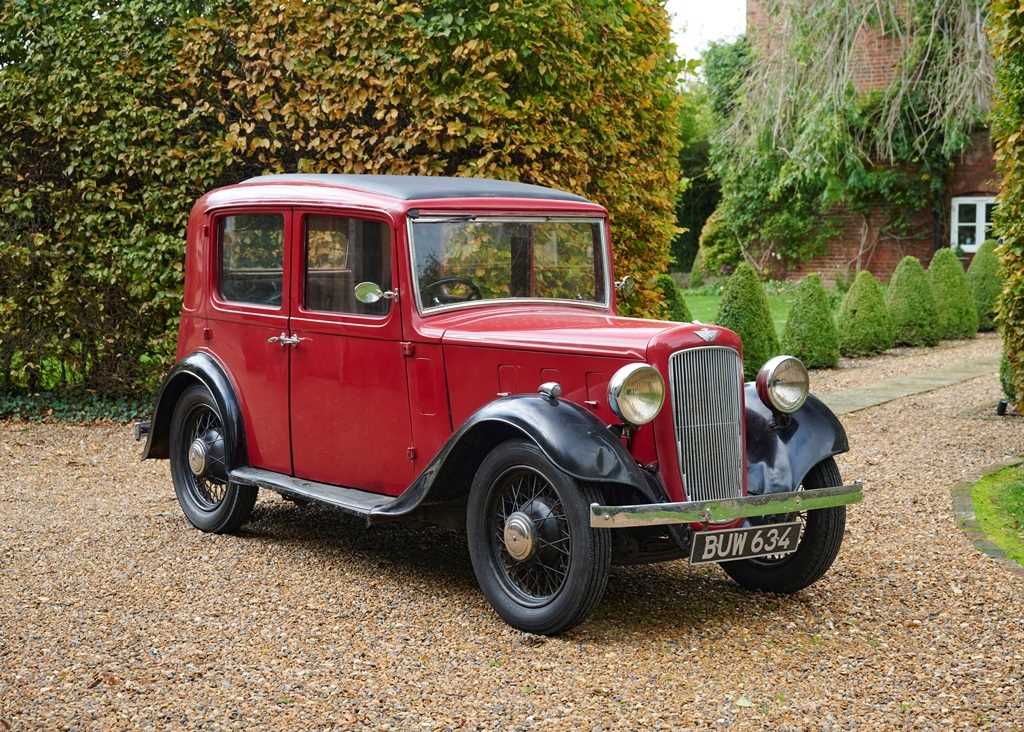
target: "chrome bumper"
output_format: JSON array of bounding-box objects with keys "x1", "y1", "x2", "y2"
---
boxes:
[{"x1": 590, "y1": 482, "x2": 863, "y2": 528}]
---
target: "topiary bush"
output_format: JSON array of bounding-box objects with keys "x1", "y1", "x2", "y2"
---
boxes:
[
  {"x1": 781, "y1": 275, "x2": 839, "y2": 368},
  {"x1": 688, "y1": 246, "x2": 707, "y2": 288},
  {"x1": 1001, "y1": 352, "x2": 1017, "y2": 403},
  {"x1": 966, "y1": 240, "x2": 1002, "y2": 332},
  {"x1": 656, "y1": 274, "x2": 692, "y2": 322},
  {"x1": 886, "y1": 256, "x2": 940, "y2": 347},
  {"x1": 716, "y1": 262, "x2": 779, "y2": 379},
  {"x1": 929, "y1": 248, "x2": 978, "y2": 340},
  {"x1": 0, "y1": 0, "x2": 682, "y2": 397},
  {"x1": 837, "y1": 271, "x2": 894, "y2": 356}
]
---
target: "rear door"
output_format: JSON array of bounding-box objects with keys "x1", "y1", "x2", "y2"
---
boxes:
[
  {"x1": 207, "y1": 208, "x2": 292, "y2": 474},
  {"x1": 288, "y1": 209, "x2": 414, "y2": 495}
]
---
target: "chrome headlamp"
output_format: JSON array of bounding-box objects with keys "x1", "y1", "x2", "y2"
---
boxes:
[
  {"x1": 608, "y1": 363, "x2": 665, "y2": 426},
  {"x1": 756, "y1": 355, "x2": 810, "y2": 414}
]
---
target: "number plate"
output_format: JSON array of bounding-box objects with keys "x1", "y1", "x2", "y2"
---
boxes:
[{"x1": 689, "y1": 521, "x2": 802, "y2": 564}]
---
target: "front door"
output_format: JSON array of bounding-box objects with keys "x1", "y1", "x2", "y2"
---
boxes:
[
  {"x1": 207, "y1": 208, "x2": 293, "y2": 474},
  {"x1": 288, "y1": 210, "x2": 414, "y2": 495}
]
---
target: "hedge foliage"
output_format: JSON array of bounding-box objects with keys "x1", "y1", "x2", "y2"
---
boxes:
[
  {"x1": 716, "y1": 262, "x2": 778, "y2": 379},
  {"x1": 655, "y1": 274, "x2": 692, "y2": 323},
  {"x1": 967, "y1": 240, "x2": 1003, "y2": 332},
  {"x1": 837, "y1": 271, "x2": 894, "y2": 357},
  {"x1": 0, "y1": 0, "x2": 681, "y2": 397},
  {"x1": 887, "y1": 256, "x2": 940, "y2": 347},
  {"x1": 991, "y1": 0, "x2": 1024, "y2": 407},
  {"x1": 928, "y1": 248, "x2": 978, "y2": 340},
  {"x1": 1000, "y1": 352, "x2": 1017, "y2": 403},
  {"x1": 781, "y1": 275, "x2": 839, "y2": 369}
]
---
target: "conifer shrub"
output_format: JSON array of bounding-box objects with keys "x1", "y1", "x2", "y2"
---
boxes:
[
  {"x1": 688, "y1": 246, "x2": 707, "y2": 288},
  {"x1": 716, "y1": 262, "x2": 779, "y2": 379},
  {"x1": 966, "y1": 240, "x2": 1002, "y2": 332},
  {"x1": 837, "y1": 271, "x2": 894, "y2": 356},
  {"x1": 781, "y1": 275, "x2": 839, "y2": 368},
  {"x1": 928, "y1": 248, "x2": 978, "y2": 340},
  {"x1": 656, "y1": 274, "x2": 692, "y2": 322},
  {"x1": 1001, "y1": 352, "x2": 1017, "y2": 403},
  {"x1": 886, "y1": 256, "x2": 940, "y2": 347}
]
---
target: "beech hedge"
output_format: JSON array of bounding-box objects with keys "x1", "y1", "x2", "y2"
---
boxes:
[{"x1": 0, "y1": 0, "x2": 681, "y2": 396}]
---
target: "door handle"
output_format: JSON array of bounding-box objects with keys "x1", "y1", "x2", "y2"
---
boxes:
[{"x1": 268, "y1": 333, "x2": 307, "y2": 347}]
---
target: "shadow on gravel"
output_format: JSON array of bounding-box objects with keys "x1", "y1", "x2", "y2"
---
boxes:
[{"x1": 239, "y1": 498, "x2": 807, "y2": 639}]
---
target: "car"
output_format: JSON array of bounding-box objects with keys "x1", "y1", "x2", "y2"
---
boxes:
[{"x1": 136, "y1": 174, "x2": 863, "y2": 635}]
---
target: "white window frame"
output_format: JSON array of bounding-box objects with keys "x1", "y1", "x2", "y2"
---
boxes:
[{"x1": 950, "y1": 196, "x2": 996, "y2": 253}]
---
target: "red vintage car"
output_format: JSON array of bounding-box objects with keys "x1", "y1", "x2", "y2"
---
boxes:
[{"x1": 137, "y1": 174, "x2": 862, "y2": 634}]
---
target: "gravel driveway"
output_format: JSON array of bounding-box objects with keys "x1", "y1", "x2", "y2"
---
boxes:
[{"x1": 2, "y1": 339, "x2": 1023, "y2": 729}]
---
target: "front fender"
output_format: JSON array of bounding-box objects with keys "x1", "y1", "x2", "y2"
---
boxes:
[
  {"x1": 744, "y1": 384, "x2": 849, "y2": 495},
  {"x1": 371, "y1": 395, "x2": 654, "y2": 521},
  {"x1": 140, "y1": 352, "x2": 246, "y2": 469}
]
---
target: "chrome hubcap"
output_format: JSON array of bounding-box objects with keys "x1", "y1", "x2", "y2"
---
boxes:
[
  {"x1": 188, "y1": 438, "x2": 208, "y2": 477},
  {"x1": 503, "y1": 512, "x2": 536, "y2": 561}
]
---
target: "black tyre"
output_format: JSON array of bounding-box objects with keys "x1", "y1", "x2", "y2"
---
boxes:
[
  {"x1": 720, "y1": 457, "x2": 846, "y2": 593},
  {"x1": 466, "y1": 439, "x2": 611, "y2": 635},
  {"x1": 169, "y1": 384, "x2": 256, "y2": 533}
]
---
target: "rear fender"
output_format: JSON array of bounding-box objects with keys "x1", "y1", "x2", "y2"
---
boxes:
[
  {"x1": 744, "y1": 384, "x2": 849, "y2": 495},
  {"x1": 141, "y1": 352, "x2": 246, "y2": 469}
]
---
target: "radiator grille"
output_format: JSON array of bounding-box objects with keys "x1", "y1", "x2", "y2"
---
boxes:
[{"x1": 667, "y1": 346, "x2": 744, "y2": 502}]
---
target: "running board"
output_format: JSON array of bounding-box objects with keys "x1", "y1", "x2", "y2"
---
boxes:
[{"x1": 229, "y1": 467, "x2": 394, "y2": 520}]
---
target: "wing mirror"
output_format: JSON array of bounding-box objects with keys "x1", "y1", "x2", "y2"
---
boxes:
[
  {"x1": 614, "y1": 274, "x2": 636, "y2": 298},
  {"x1": 354, "y1": 281, "x2": 397, "y2": 304}
]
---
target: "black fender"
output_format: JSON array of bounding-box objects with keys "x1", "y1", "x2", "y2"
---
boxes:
[
  {"x1": 140, "y1": 352, "x2": 246, "y2": 470},
  {"x1": 371, "y1": 394, "x2": 657, "y2": 521},
  {"x1": 744, "y1": 384, "x2": 849, "y2": 495}
]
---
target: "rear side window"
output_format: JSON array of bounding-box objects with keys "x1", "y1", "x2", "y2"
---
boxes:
[
  {"x1": 304, "y1": 215, "x2": 391, "y2": 316},
  {"x1": 219, "y1": 213, "x2": 284, "y2": 307}
]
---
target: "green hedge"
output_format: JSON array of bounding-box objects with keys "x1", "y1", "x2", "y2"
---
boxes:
[
  {"x1": 0, "y1": 0, "x2": 682, "y2": 397},
  {"x1": 967, "y1": 240, "x2": 1003, "y2": 332},
  {"x1": 887, "y1": 256, "x2": 940, "y2": 347},
  {"x1": 655, "y1": 274, "x2": 692, "y2": 322},
  {"x1": 992, "y1": 0, "x2": 1024, "y2": 407},
  {"x1": 837, "y1": 271, "x2": 894, "y2": 356},
  {"x1": 781, "y1": 275, "x2": 839, "y2": 368},
  {"x1": 929, "y1": 248, "x2": 978, "y2": 340},
  {"x1": 716, "y1": 262, "x2": 779, "y2": 379},
  {"x1": 1001, "y1": 353, "x2": 1017, "y2": 403}
]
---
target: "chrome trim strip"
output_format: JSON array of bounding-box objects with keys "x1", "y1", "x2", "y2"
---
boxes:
[
  {"x1": 589, "y1": 482, "x2": 864, "y2": 528},
  {"x1": 406, "y1": 215, "x2": 612, "y2": 316}
]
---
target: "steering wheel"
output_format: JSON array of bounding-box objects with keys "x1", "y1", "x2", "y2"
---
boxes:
[{"x1": 421, "y1": 275, "x2": 483, "y2": 305}]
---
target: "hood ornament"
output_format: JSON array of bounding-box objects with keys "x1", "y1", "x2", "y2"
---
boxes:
[{"x1": 695, "y1": 327, "x2": 719, "y2": 343}]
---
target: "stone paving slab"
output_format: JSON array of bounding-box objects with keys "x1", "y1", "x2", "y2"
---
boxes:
[{"x1": 820, "y1": 354, "x2": 1001, "y2": 415}]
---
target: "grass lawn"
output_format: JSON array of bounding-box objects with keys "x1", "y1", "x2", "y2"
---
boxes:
[
  {"x1": 972, "y1": 463, "x2": 1024, "y2": 565},
  {"x1": 683, "y1": 291, "x2": 795, "y2": 339}
]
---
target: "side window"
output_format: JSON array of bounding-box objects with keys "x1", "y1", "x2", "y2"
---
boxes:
[
  {"x1": 304, "y1": 215, "x2": 392, "y2": 316},
  {"x1": 219, "y1": 213, "x2": 284, "y2": 307}
]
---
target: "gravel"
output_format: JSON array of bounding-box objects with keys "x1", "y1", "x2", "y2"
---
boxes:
[{"x1": 2, "y1": 337, "x2": 1023, "y2": 729}]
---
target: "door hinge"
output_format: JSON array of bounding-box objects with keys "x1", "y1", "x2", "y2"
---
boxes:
[
  {"x1": 401, "y1": 341, "x2": 416, "y2": 357},
  {"x1": 406, "y1": 446, "x2": 417, "y2": 461}
]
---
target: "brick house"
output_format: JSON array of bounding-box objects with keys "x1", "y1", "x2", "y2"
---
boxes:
[{"x1": 746, "y1": 0, "x2": 998, "y2": 281}]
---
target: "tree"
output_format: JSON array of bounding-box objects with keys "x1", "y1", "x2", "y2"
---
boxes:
[
  {"x1": 837, "y1": 271, "x2": 894, "y2": 356},
  {"x1": 929, "y1": 248, "x2": 978, "y2": 339},
  {"x1": 887, "y1": 256, "x2": 940, "y2": 347},
  {"x1": 782, "y1": 275, "x2": 839, "y2": 368},
  {"x1": 716, "y1": 263, "x2": 779, "y2": 379}
]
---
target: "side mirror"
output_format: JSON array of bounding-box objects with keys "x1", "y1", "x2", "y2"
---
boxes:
[
  {"x1": 354, "y1": 281, "x2": 384, "y2": 304},
  {"x1": 614, "y1": 275, "x2": 636, "y2": 298}
]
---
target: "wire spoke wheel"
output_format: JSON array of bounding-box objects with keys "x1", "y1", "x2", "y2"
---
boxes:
[
  {"x1": 178, "y1": 403, "x2": 228, "y2": 511},
  {"x1": 487, "y1": 466, "x2": 572, "y2": 607}
]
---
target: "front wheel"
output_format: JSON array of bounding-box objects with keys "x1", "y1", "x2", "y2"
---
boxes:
[
  {"x1": 466, "y1": 439, "x2": 611, "y2": 635},
  {"x1": 719, "y1": 457, "x2": 847, "y2": 593}
]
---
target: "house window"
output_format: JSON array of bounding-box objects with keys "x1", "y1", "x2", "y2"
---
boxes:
[{"x1": 950, "y1": 196, "x2": 996, "y2": 253}]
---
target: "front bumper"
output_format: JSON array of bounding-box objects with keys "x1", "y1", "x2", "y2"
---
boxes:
[{"x1": 590, "y1": 482, "x2": 863, "y2": 528}]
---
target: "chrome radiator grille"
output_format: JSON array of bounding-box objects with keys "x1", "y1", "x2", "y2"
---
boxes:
[{"x1": 667, "y1": 346, "x2": 744, "y2": 502}]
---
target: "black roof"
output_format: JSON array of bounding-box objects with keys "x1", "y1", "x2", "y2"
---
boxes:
[{"x1": 241, "y1": 174, "x2": 590, "y2": 202}]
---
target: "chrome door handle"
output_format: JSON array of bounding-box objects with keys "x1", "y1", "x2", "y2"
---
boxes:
[{"x1": 267, "y1": 332, "x2": 289, "y2": 346}]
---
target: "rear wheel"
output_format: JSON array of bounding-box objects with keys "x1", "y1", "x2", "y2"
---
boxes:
[
  {"x1": 466, "y1": 439, "x2": 611, "y2": 635},
  {"x1": 169, "y1": 384, "x2": 256, "y2": 533},
  {"x1": 719, "y1": 457, "x2": 846, "y2": 593}
]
